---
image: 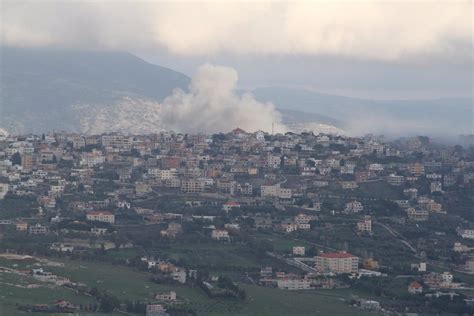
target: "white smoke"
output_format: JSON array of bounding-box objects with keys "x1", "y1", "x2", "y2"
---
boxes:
[
  {"x1": 160, "y1": 64, "x2": 286, "y2": 134},
  {"x1": 74, "y1": 64, "x2": 287, "y2": 134}
]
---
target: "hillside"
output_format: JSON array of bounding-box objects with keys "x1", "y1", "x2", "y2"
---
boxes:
[
  {"x1": 253, "y1": 87, "x2": 473, "y2": 137},
  {"x1": 0, "y1": 47, "x2": 190, "y2": 133}
]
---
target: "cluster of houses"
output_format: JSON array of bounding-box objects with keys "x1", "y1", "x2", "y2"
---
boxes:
[{"x1": 0, "y1": 129, "x2": 474, "y2": 313}]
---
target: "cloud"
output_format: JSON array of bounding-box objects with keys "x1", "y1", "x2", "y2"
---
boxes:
[
  {"x1": 1, "y1": 1, "x2": 471, "y2": 63},
  {"x1": 74, "y1": 64, "x2": 286, "y2": 134}
]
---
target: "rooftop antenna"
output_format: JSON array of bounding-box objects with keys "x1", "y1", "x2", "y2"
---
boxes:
[{"x1": 272, "y1": 121, "x2": 274, "y2": 135}]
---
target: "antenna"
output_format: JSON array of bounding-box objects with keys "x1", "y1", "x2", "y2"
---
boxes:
[{"x1": 272, "y1": 121, "x2": 274, "y2": 135}]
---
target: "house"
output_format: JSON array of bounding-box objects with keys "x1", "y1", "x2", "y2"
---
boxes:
[
  {"x1": 315, "y1": 252, "x2": 359, "y2": 274},
  {"x1": 155, "y1": 291, "x2": 177, "y2": 301},
  {"x1": 423, "y1": 272, "x2": 443, "y2": 289},
  {"x1": 211, "y1": 229, "x2": 230, "y2": 241},
  {"x1": 293, "y1": 246, "x2": 305, "y2": 256},
  {"x1": 281, "y1": 222, "x2": 298, "y2": 233},
  {"x1": 91, "y1": 227, "x2": 108, "y2": 235},
  {"x1": 358, "y1": 299, "x2": 381, "y2": 311},
  {"x1": 340, "y1": 181, "x2": 358, "y2": 190},
  {"x1": 430, "y1": 181, "x2": 443, "y2": 193},
  {"x1": 457, "y1": 229, "x2": 474, "y2": 240},
  {"x1": 222, "y1": 201, "x2": 240, "y2": 212},
  {"x1": 224, "y1": 223, "x2": 240, "y2": 230},
  {"x1": 231, "y1": 128, "x2": 247, "y2": 138},
  {"x1": 261, "y1": 185, "x2": 292, "y2": 199},
  {"x1": 363, "y1": 258, "x2": 379, "y2": 270},
  {"x1": 464, "y1": 258, "x2": 474, "y2": 273},
  {"x1": 160, "y1": 222, "x2": 183, "y2": 238},
  {"x1": 171, "y1": 269, "x2": 187, "y2": 284},
  {"x1": 146, "y1": 304, "x2": 168, "y2": 316},
  {"x1": 54, "y1": 300, "x2": 76, "y2": 310},
  {"x1": 408, "y1": 163, "x2": 425, "y2": 176},
  {"x1": 260, "y1": 266, "x2": 273, "y2": 278},
  {"x1": 0, "y1": 183, "x2": 9, "y2": 199},
  {"x1": 453, "y1": 242, "x2": 472, "y2": 252},
  {"x1": 277, "y1": 277, "x2": 311, "y2": 290},
  {"x1": 357, "y1": 216, "x2": 372, "y2": 233},
  {"x1": 387, "y1": 174, "x2": 405, "y2": 186},
  {"x1": 180, "y1": 178, "x2": 205, "y2": 193},
  {"x1": 49, "y1": 243, "x2": 74, "y2": 252},
  {"x1": 86, "y1": 211, "x2": 115, "y2": 224},
  {"x1": 407, "y1": 208, "x2": 429, "y2": 221},
  {"x1": 408, "y1": 281, "x2": 423, "y2": 294},
  {"x1": 345, "y1": 201, "x2": 364, "y2": 213},
  {"x1": 411, "y1": 262, "x2": 427, "y2": 272},
  {"x1": 16, "y1": 222, "x2": 28, "y2": 231},
  {"x1": 29, "y1": 224, "x2": 48, "y2": 235}
]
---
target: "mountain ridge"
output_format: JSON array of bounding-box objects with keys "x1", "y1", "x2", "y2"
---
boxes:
[{"x1": 1, "y1": 47, "x2": 472, "y2": 137}]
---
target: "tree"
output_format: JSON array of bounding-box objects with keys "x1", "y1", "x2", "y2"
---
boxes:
[{"x1": 11, "y1": 152, "x2": 21, "y2": 165}]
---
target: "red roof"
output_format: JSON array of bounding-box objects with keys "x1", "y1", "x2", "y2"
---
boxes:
[
  {"x1": 232, "y1": 128, "x2": 246, "y2": 134},
  {"x1": 224, "y1": 202, "x2": 240, "y2": 206},
  {"x1": 409, "y1": 281, "x2": 422, "y2": 289},
  {"x1": 87, "y1": 211, "x2": 113, "y2": 216},
  {"x1": 319, "y1": 252, "x2": 356, "y2": 259}
]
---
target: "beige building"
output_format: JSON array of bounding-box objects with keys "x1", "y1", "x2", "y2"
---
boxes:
[
  {"x1": 408, "y1": 163, "x2": 425, "y2": 176},
  {"x1": 357, "y1": 216, "x2": 372, "y2": 233},
  {"x1": 86, "y1": 211, "x2": 115, "y2": 224},
  {"x1": 260, "y1": 185, "x2": 292, "y2": 199},
  {"x1": 181, "y1": 179, "x2": 205, "y2": 193},
  {"x1": 315, "y1": 252, "x2": 359, "y2": 274}
]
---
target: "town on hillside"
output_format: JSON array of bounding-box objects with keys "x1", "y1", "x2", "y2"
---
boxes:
[{"x1": 0, "y1": 129, "x2": 474, "y2": 315}]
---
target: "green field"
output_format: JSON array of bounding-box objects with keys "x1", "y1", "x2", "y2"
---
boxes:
[
  {"x1": 0, "y1": 269, "x2": 95, "y2": 316},
  {"x1": 0, "y1": 257, "x2": 373, "y2": 315}
]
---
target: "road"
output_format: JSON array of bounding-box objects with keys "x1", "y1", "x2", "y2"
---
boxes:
[{"x1": 374, "y1": 221, "x2": 418, "y2": 254}]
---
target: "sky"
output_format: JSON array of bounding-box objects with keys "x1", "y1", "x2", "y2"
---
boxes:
[{"x1": 1, "y1": 0, "x2": 473, "y2": 99}]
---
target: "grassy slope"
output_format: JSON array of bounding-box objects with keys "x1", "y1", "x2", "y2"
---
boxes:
[{"x1": 0, "y1": 257, "x2": 372, "y2": 315}]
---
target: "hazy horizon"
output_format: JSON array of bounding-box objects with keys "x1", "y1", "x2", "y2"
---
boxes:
[{"x1": 0, "y1": 1, "x2": 472, "y2": 137}]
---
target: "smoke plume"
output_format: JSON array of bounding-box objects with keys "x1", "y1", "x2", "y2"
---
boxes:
[
  {"x1": 74, "y1": 64, "x2": 287, "y2": 134},
  {"x1": 160, "y1": 64, "x2": 286, "y2": 133}
]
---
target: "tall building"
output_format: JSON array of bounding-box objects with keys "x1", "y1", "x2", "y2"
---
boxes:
[{"x1": 315, "y1": 252, "x2": 359, "y2": 274}]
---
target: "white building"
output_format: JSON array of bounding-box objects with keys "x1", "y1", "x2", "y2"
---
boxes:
[
  {"x1": 345, "y1": 201, "x2": 364, "y2": 213},
  {"x1": 430, "y1": 182, "x2": 443, "y2": 193},
  {"x1": 0, "y1": 183, "x2": 9, "y2": 199},
  {"x1": 261, "y1": 185, "x2": 292, "y2": 199},
  {"x1": 222, "y1": 201, "x2": 241, "y2": 212},
  {"x1": 211, "y1": 229, "x2": 230, "y2": 241},
  {"x1": 357, "y1": 216, "x2": 372, "y2": 233},
  {"x1": 171, "y1": 269, "x2": 187, "y2": 284},
  {"x1": 86, "y1": 211, "x2": 115, "y2": 224},
  {"x1": 458, "y1": 229, "x2": 474, "y2": 240},
  {"x1": 293, "y1": 246, "x2": 305, "y2": 256},
  {"x1": 148, "y1": 168, "x2": 177, "y2": 180},
  {"x1": 277, "y1": 278, "x2": 311, "y2": 290}
]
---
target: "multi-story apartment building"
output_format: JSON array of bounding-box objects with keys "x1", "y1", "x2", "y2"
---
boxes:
[
  {"x1": 357, "y1": 216, "x2": 372, "y2": 233},
  {"x1": 180, "y1": 179, "x2": 205, "y2": 193},
  {"x1": 86, "y1": 211, "x2": 115, "y2": 224},
  {"x1": 315, "y1": 252, "x2": 359, "y2": 274},
  {"x1": 277, "y1": 277, "x2": 311, "y2": 290}
]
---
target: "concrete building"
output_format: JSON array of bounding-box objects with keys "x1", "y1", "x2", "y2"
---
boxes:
[
  {"x1": 357, "y1": 216, "x2": 372, "y2": 233},
  {"x1": 277, "y1": 277, "x2": 311, "y2": 290},
  {"x1": 315, "y1": 252, "x2": 359, "y2": 274},
  {"x1": 86, "y1": 211, "x2": 115, "y2": 224},
  {"x1": 293, "y1": 246, "x2": 305, "y2": 256}
]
